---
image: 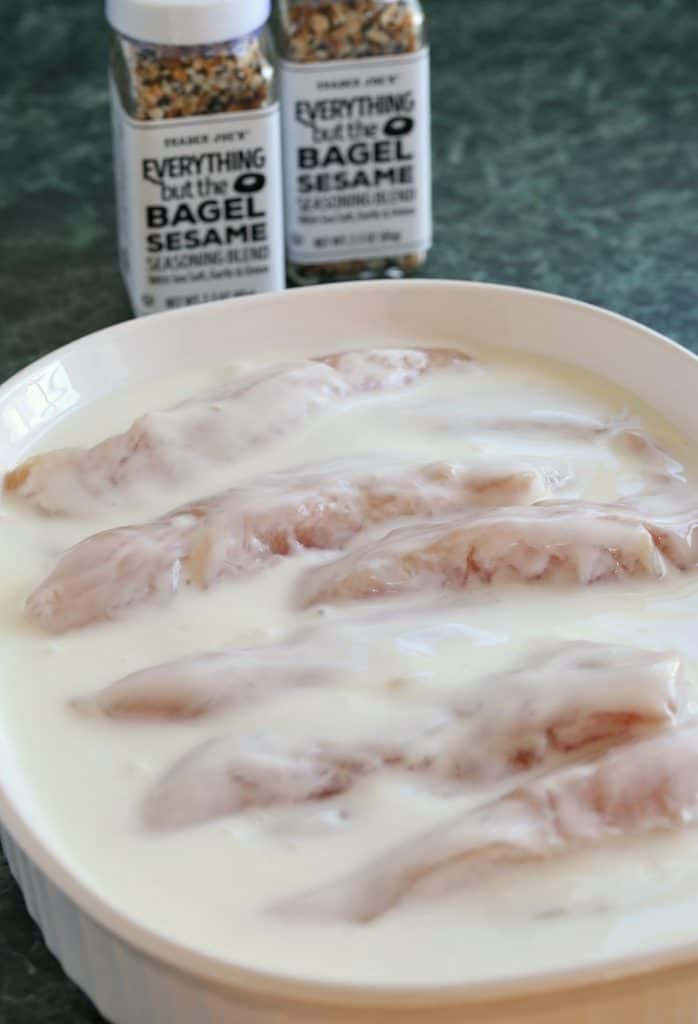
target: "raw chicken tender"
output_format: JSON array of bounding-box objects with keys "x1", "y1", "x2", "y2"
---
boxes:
[
  {"x1": 285, "y1": 725, "x2": 698, "y2": 922},
  {"x1": 317, "y1": 347, "x2": 468, "y2": 391},
  {"x1": 140, "y1": 642, "x2": 686, "y2": 827},
  {"x1": 72, "y1": 613, "x2": 457, "y2": 722},
  {"x1": 5, "y1": 348, "x2": 469, "y2": 515},
  {"x1": 437, "y1": 641, "x2": 686, "y2": 779},
  {"x1": 73, "y1": 610, "x2": 457, "y2": 721},
  {"x1": 632, "y1": 499, "x2": 698, "y2": 571},
  {"x1": 27, "y1": 459, "x2": 555, "y2": 633},
  {"x1": 299, "y1": 500, "x2": 698, "y2": 607},
  {"x1": 428, "y1": 409, "x2": 684, "y2": 480},
  {"x1": 143, "y1": 735, "x2": 390, "y2": 829},
  {"x1": 71, "y1": 633, "x2": 337, "y2": 720}
]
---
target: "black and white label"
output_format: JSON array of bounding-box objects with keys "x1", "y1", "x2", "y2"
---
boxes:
[
  {"x1": 280, "y1": 49, "x2": 432, "y2": 265},
  {"x1": 110, "y1": 82, "x2": 285, "y2": 316}
]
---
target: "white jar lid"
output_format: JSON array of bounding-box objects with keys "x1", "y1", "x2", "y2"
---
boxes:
[{"x1": 105, "y1": 0, "x2": 271, "y2": 46}]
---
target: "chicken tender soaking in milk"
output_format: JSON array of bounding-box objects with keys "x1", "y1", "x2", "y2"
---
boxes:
[
  {"x1": 141, "y1": 641, "x2": 687, "y2": 829},
  {"x1": 4, "y1": 340, "x2": 698, "y2": 990},
  {"x1": 285, "y1": 726, "x2": 698, "y2": 923},
  {"x1": 4, "y1": 347, "x2": 470, "y2": 516},
  {"x1": 26, "y1": 458, "x2": 560, "y2": 633}
]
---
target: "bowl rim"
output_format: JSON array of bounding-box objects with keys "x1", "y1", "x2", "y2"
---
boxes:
[{"x1": 2, "y1": 277, "x2": 698, "y2": 1009}]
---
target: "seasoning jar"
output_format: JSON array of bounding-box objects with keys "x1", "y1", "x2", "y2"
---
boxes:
[
  {"x1": 107, "y1": 0, "x2": 285, "y2": 316},
  {"x1": 276, "y1": 0, "x2": 432, "y2": 285}
]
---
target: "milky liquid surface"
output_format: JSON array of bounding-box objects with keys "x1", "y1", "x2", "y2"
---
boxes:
[{"x1": 2, "y1": 345, "x2": 698, "y2": 987}]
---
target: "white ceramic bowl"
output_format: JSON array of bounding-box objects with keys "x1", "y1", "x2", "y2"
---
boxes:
[{"x1": 2, "y1": 280, "x2": 698, "y2": 1024}]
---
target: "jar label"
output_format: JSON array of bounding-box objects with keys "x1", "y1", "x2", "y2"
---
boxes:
[
  {"x1": 110, "y1": 82, "x2": 285, "y2": 316},
  {"x1": 280, "y1": 49, "x2": 432, "y2": 266}
]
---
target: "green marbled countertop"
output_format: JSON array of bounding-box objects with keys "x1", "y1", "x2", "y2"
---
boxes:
[{"x1": 1, "y1": 0, "x2": 697, "y2": 1020}]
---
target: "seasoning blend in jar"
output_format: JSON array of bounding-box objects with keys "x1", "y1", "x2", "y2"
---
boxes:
[
  {"x1": 277, "y1": 1, "x2": 432, "y2": 285},
  {"x1": 107, "y1": 0, "x2": 285, "y2": 315}
]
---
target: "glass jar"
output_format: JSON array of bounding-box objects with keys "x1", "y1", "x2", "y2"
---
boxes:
[
  {"x1": 107, "y1": 0, "x2": 285, "y2": 315},
  {"x1": 109, "y1": 30, "x2": 276, "y2": 121},
  {"x1": 277, "y1": 0, "x2": 432, "y2": 286}
]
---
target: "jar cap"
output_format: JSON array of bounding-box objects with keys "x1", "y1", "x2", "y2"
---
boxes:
[{"x1": 105, "y1": 0, "x2": 271, "y2": 46}]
